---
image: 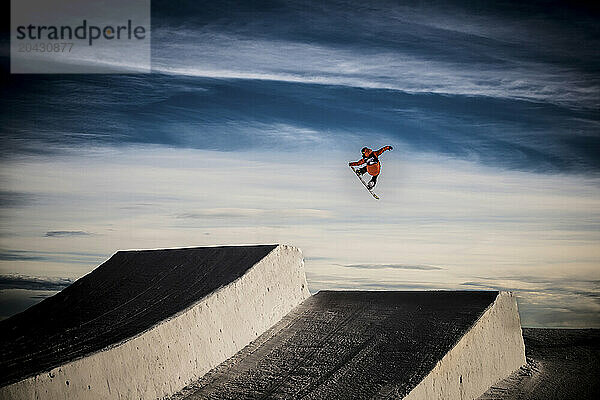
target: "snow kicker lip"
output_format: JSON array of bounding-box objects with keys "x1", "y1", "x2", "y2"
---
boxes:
[
  {"x1": 172, "y1": 290, "x2": 525, "y2": 399},
  {"x1": 0, "y1": 244, "x2": 310, "y2": 399}
]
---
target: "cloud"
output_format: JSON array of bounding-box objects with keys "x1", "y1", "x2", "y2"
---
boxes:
[
  {"x1": 0, "y1": 191, "x2": 35, "y2": 208},
  {"x1": 4, "y1": 73, "x2": 598, "y2": 174},
  {"x1": 3, "y1": 0, "x2": 599, "y2": 175},
  {"x1": 177, "y1": 208, "x2": 333, "y2": 220},
  {"x1": 149, "y1": 0, "x2": 599, "y2": 110},
  {"x1": 44, "y1": 231, "x2": 92, "y2": 237},
  {"x1": 342, "y1": 264, "x2": 444, "y2": 271},
  {"x1": 305, "y1": 272, "x2": 453, "y2": 292},
  {"x1": 0, "y1": 250, "x2": 105, "y2": 264},
  {"x1": 0, "y1": 275, "x2": 74, "y2": 291},
  {"x1": 29, "y1": 294, "x2": 54, "y2": 299},
  {"x1": 0, "y1": 252, "x2": 48, "y2": 262},
  {"x1": 460, "y1": 276, "x2": 600, "y2": 297}
]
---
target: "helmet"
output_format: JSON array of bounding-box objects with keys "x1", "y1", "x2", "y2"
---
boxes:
[{"x1": 361, "y1": 147, "x2": 372, "y2": 156}]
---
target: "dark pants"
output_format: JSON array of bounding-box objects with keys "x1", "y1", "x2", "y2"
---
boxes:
[{"x1": 357, "y1": 167, "x2": 378, "y2": 186}]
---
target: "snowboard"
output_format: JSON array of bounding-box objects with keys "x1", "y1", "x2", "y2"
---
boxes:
[{"x1": 350, "y1": 166, "x2": 379, "y2": 199}]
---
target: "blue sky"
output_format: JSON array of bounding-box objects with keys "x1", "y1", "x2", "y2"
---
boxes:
[{"x1": 1, "y1": 0, "x2": 599, "y2": 326}]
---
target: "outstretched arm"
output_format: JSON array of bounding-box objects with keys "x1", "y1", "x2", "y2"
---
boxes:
[
  {"x1": 374, "y1": 145, "x2": 393, "y2": 156},
  {"x1": 349, "y1": 158, "x2": 366, "y2": 167}
]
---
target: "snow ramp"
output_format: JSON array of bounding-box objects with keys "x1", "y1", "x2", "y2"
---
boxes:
[
  {"x1": 172, "y1": 291, "x2": 526, "y2": 400},
  {"x1": 0, "y1": 244, "x2": 310, "y2": 400}
]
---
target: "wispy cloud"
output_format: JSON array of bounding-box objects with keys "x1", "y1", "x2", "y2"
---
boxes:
[
  {"x1": 44, "y1": 231, "x2": 92, "y2": 238},
  {"x1": 3, "y1": 74, "x2": 597, "y2": 173},
  {"x1": 29, "y1": 294, "x2": 54, "y2": 299},
  {"x1": 0, "y1": 250, "x2": 105, "y2": 264},
  {"x1": 154, "y1": 40, "x2": 599, "y2": 109},
  {"x1": 305, "y1": 272, "x2": 455, "y2": 292},
  {"x1": 177, "y1": 208, "x2": 333, "y2": 220},
  {"x1": 460, "y1": 277, "x2": 600, "y2": 300},
  {"x1": 0, "y1": 191, "x2": 35, "y2": 208},
  {"x1": 0, "y1": 275, "x2": 73, "y2": 291},
  {"x1": 0, "y1": 252, "x2": 47, "y2": 262},
  {"x1": 151, "y1": 0, "x2": 599, "y2": 109},
  {"x1": 342, "y1": 264, "x2": 444, "y2": 271}
]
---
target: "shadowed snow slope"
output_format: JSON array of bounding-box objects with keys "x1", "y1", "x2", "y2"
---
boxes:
[
  {"x1": 0, "y1": 244, "x2": 310, "y2": 399},
  {"x1": 172, "y1": 291, "x2": 525, "y2": 399}
]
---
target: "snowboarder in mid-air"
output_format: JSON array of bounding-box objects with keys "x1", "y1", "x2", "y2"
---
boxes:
[{"x1": 349, "y1": 146, "x2": 393, "y2": 191}]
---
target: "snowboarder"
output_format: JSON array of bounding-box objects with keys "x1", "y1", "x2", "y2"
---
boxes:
[{"x1": 349, "y1": 146, "x2": 393, "y2": 190}]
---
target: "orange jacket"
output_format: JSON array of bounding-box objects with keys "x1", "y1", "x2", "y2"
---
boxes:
[{"x1": 349, "y1": 146, "x2": 392, "y2": 176}]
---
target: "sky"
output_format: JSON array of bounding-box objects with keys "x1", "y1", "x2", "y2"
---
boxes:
[{"x1": 1, "y1": 0, "x2": 599, "y2": 327}]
